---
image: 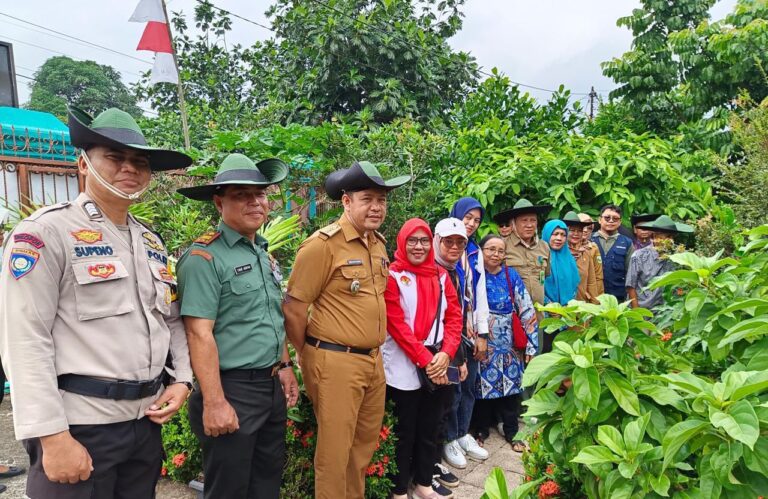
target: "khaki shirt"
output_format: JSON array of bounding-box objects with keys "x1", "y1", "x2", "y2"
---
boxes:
[
  {"x1": 503, "y1": 233, "x2": 550, "y2": 307},
  {"x1": 0, "y1": 194, "x2": 192, "y2": 440},
  {"x1": 573, "y1": 248, "x2": 600, "y2": 304},
  {"x1": 587, "y1": 242, "x2": 604, "y2": 295},
  {"x1": 287, "y1": 215, "x2": 389, "y2": 349}
]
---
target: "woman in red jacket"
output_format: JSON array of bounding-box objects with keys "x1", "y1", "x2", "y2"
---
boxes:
[{"x1": 383, "y1": 218, "x2": 463, "y2": 499}]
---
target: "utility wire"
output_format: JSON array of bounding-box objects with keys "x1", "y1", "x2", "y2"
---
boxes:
[{"x1": 0, "y1": 11, "x2": 153, "y2": 64}]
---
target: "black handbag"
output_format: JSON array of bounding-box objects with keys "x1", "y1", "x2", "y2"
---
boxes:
[{"x1": 417, "y1": 282, "x2": 459, "y2": 392}]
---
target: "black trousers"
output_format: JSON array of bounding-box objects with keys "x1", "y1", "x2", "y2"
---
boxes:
[
  {"x1": 188, "y1": 375, "x2": 286, "y2": 499},
  {"x1": 0, "y1": 356, "x2": 5, "y2": 405},
  {"x1": 23, "y1": 418, "x2": 162, "y2": 499},
  {"x1": 387, "y1": 384, "x2": 452, "y2": 495},
  {"x1": 471, "y1": 394, "x2": 522, "y2": 442}
]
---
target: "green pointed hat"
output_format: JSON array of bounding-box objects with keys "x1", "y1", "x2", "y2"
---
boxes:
[
  {"x1": 636, "y1": 215, "x2": 694, "y2": 234},
  {"x1": 325, "y1": 161, "x2": 411, "y2": 201},
  {"x1": 492, "y1": 198, "x2": 552, "y2": 224},
  {"x1": 68, "y1": 106, "x2": 192, "y2": 172},
  {"x1": 177, "y1": 153, "x2": 289, "y2": 201},
  {"x1": 631, "y1": 213, "x2": 662, "y2": 226},
  {"x1": 561, "y1": 210, "x2": 593, "y2": 227}
]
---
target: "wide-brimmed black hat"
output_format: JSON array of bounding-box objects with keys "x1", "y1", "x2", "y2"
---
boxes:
[
  {"x1": 325, "y1": 161, "x2": 410, "y2": 201},
  {"x1": 631, "y1": 213, "x2": 662, "y2": 227},
  {"x1": 177, "y1": 153, "x2": 288, "y2": 201},
  {"x1": 492, "y1": 198, "x2": 552, "y2": 225},
  {"x1": 68, "y1": 106, "x2": 192, "y2": 172},
  {"x1": 562, "y1": 211, "x2": 593, "y2": 228},
  {"x1": 636, "y1": 215, "x2": 694, "y2": 234}
]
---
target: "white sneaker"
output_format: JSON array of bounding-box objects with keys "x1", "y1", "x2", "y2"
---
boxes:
[
  {"x1": 442, "y1": 441, "x2": 467, "y2": 469},
  {"x1": 458, "y1": 434, "x2": 489, "y2": 461}
]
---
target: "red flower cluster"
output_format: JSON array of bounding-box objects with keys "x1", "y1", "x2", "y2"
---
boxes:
[
  {"x1": 366, "y1": 461, "x2": 386, "y2": 477},
  {"x1": 301, "y1": 430, "x2": 315, "y2": 448},
  {"x1": 545, "y1": 464, "x2": 556, "y2": 475},
  {"x1": 660, "y1": 331, "x2": 673, "y2": 342},
  {"x1": 379, "y1": 425, "x2": 391, "y2": 441},
  {"x1": 172, "y1": 453, "x2": 186, "y2": 467},
  {"x1": 161, "y1": 467, "x2": 168, "y2": 477},
  {"x1": 538, "y1": 479, "x2": 560, "y2": 498}
]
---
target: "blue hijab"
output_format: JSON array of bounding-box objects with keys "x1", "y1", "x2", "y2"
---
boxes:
[
  {"x1": 449, "y1": 197, "x2": 485, "y2": 236},
  {"x1": 542, "y1": 219, "x2": 580, "y2": 305}
]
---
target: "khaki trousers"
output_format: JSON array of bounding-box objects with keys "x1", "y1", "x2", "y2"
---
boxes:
[{"x1": 301, "y1": 346, "x2": 386, "y2": 499}]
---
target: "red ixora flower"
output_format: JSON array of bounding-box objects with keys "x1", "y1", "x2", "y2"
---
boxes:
[
  {"x1": 379, "y1": 425, "x2": 391, "y2": 441},
  {"x1": 545, "y1": 464, "x2": 556, "y2": 475},
  {"x1": 661, "y1": 331, "x2": 673, "y2": 342},
  {"x1": 172, "y1": 453, "x2": 186, "y2": 467},
  {"x1": 301, "y1": 430, "x2": 315, "y2": 448},
  {"x1": 161, "y1": 467, "x2": 168, "y2": 477},
  {"x1": 538, "y1": 479, "x2": 560, "y2": 498}
]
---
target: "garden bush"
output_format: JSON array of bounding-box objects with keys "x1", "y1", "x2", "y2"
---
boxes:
[{"x1": 507, "y1": 224, "x2": 768, "y2": 498}]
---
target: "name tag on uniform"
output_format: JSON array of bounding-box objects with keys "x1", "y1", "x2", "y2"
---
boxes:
[
  {"x1": 346, "y1": 259, "x2": 363, "y2": 266},
  {"x1": 235, "y1": 264, "x2": 253, "y2": 275}
]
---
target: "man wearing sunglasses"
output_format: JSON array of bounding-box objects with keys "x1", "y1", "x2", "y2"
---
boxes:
[{"x1": 591, "y1": 205, "x2": 634, "y2": 302}]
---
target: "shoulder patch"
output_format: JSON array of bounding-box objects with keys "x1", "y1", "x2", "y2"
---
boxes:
[
  {"x1": 373, "y1": 230, "x2": 387, "y2": 244},
  {"x1": 25, "y1": 201, "x2": 71, "y2": 222},
  {"x1": 318, "y1": 223, "x2": 341, "y2": 240},
  {"x1": 190, "y1": 249, "x2": 213, "y2": 261},
  {"x1": 194, "y1": 231, "x2": 221, "y2": 246},
  {"x1": 9, "y1": 248, "x2": 40, "y2": 279},
  {"x1": 13, "y1": 233, "x2": 45, "y2": 249}
]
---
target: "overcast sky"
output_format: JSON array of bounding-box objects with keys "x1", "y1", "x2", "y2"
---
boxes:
[{"x1": 2, "y1": 0, "x2": 738, "y2": 111}]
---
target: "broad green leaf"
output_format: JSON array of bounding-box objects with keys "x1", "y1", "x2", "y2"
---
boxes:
[
  {"x1": 618, "y1": 460, "x2": 639, "y2": 479},
  {"x1": 571, "y1": 353, "x2": 592, "y2": 368},
  {"x1": 572, "y1": 366, "x2": 601, "y2": 410},
  {"x1": 623, "y1": 413, "x2": 650, "y2": 452},
  {"x1": 571, "y1": 445, "x2": 619, "y2": 465},
  {"x1": 743, "y1": 437, "x2": 768, "y2": 475},
  {"x1": 710, "y1": 400, "x2": 759, "y2": 449},
  {"x1": 522, "y1": 353, "x2": 567, "y2": 387},
  {"x1": 597, "y1": 425, "x2": 625, "y2": 457},
  {"x1": 649, "y1": 473, "x2": 671, "y2": 496},
  {"x1": 663, "y1": 372, "x2": 712, "y2": 395},
  {"x1": 637, "y1": 385, "x2": 688, "y2": 412},
  {"x1": 662, "y1": 419, "x2": 710, "y2": 470},
  {"x1": 648, "y1": 270, "x2": 700, "y2": 289},
  {"x1": 715, "y1": 298, "x2": 768, "y2": 317},
  {"x1": 504, "y1": 476, "x2": 544, "y2": 499},
  {"x1": 730, "y1": 370, "x2": 768, "y2": 401},
  {"x1": 719, "y1": 317, "x2": 768, "y2": 347},
  {"x1": 481, "y1": 467, "x2": 510, "y2": 499},
  {"x1": 684, "y1": 288, "x2": 708, "y2": 318},
  {"x1": 604, "y1": 371, "x2": 641, "y2": 416},
  {"x1": 522, "y1": 390, "x2": 562, "y2": 417}
]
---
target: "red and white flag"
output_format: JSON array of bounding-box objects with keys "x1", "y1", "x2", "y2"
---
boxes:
[{"x1": 130, "y1": 0, "x2": 178, "y2": 84}]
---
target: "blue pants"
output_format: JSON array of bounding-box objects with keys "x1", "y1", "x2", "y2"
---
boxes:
[{"x1": 445, "y1": 356, "x2": 478, "y2": 441}]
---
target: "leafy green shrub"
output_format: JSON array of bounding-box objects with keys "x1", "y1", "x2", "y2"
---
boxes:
[
  {"x1": 160, "y1": 403, "x2": 203, "y2": 484},
  {"x1": 514, "y1": 225, "x2": 768, "y2": 498}
]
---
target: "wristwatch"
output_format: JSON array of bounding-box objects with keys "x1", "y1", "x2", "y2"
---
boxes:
[
  {"x1": 172, "y1": 380, "x2": 194, "y2": 392},
  {"x1": 279, "y1": 360, "x2": 294, "y2": 370}
]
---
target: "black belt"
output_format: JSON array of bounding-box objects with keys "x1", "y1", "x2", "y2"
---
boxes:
[
  {"x1": 58, "y1": 371, "x2": 168, "y2": 401},
  {"x1": 306, "y1": 336, "x2": 377, "y2": 356},
  {"x1": 220, "y1": 364, "x2": 281, "y2": 380}
]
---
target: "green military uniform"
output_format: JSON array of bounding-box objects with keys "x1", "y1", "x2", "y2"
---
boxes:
[
  {"x1": 177, "y1": 222, "x2": 285, "y2": 369},
  {"x1": 176, "y1": 153, "x2": 291, "y2": 499}
]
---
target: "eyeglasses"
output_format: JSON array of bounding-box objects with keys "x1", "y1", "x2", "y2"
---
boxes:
[
  {"x1": 406, "y1": 237, "x2": 431, "y2": 247},
  {"x1": 482, "y1": 248, "x2": 505, "y2": 256},
  {"x1": 441, "y1": 238, "x2": 467, "y2": 249},
  {"x1": 601, "y1": 215, "x2": 621, "y2": 222}
]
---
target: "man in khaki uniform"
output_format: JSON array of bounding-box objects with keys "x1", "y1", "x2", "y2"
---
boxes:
[
  {"x1": 494, "y1": 199, "x2": 552, "y2": 313},
  {"x1": 283, "y1": 161, "x2": 410, "y2": 499},
  {"x1": 0, "y1": 106, "x2": 193, "y2": 499},
  {"x1": 578, "y1": 213, "x2": 604, "y2": 295}
]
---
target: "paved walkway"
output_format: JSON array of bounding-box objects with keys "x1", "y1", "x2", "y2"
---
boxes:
[{"x1": 0, "y1": 398, "x2": 522, "y2": 498}]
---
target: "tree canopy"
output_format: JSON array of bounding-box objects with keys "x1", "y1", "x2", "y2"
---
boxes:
[{"x1": 26, "y1": 56, "x2": 141, "y2": 120}]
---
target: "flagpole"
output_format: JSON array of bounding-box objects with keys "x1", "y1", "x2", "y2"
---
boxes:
[{"x1": 161, "y1": 0, "x2": 191, "y2": 150}]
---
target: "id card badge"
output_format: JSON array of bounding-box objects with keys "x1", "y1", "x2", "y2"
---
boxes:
[{"x1": 446, "y1": 366, "x2": 460, "y2": 384}]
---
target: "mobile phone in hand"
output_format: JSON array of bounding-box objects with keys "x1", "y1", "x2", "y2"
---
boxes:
[{"x1": 446, "y1": 366, "x2": 460, "y2": 384}]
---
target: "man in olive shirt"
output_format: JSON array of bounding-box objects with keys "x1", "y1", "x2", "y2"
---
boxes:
[
  {"x1": 283, "y1": 161, "x2": 410, "y2": 499},
  {"x1": 177, "y1": 154, "x2": 299, "y2": 499}
]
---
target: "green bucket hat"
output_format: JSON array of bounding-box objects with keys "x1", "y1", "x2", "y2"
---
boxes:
[
  {"x1": 631, "y1": 213, "x2": 662, "y2": 227},
  {"x1": 561, "y1": 210, "x2": 593, "y2": 228},
  {"x1": 177, "y1": 153, "x2": 289, "y2": 201},
  {"x1": 325, "y1": 161, "x2": 411, "y2": 201},
  {"x1": 492, "y1": 199, "x2": 552, "y2": 225},
  {"x1": 68, "y1": 106, "x2": 192, "y2": 172},
  {"x1": 636, "y1": 215, "x2": 694, "y2": 234}
]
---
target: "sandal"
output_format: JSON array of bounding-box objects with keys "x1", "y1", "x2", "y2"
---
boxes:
[
  {"x1": 0, "y1": 465, "x2": 25, "y2": 478},
  {"x1": 472, "y1": 429, "x2": 489, "y2": 447},
  {"x1": 510, "y1": 440, "x2": 527, "y2": 453}
]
